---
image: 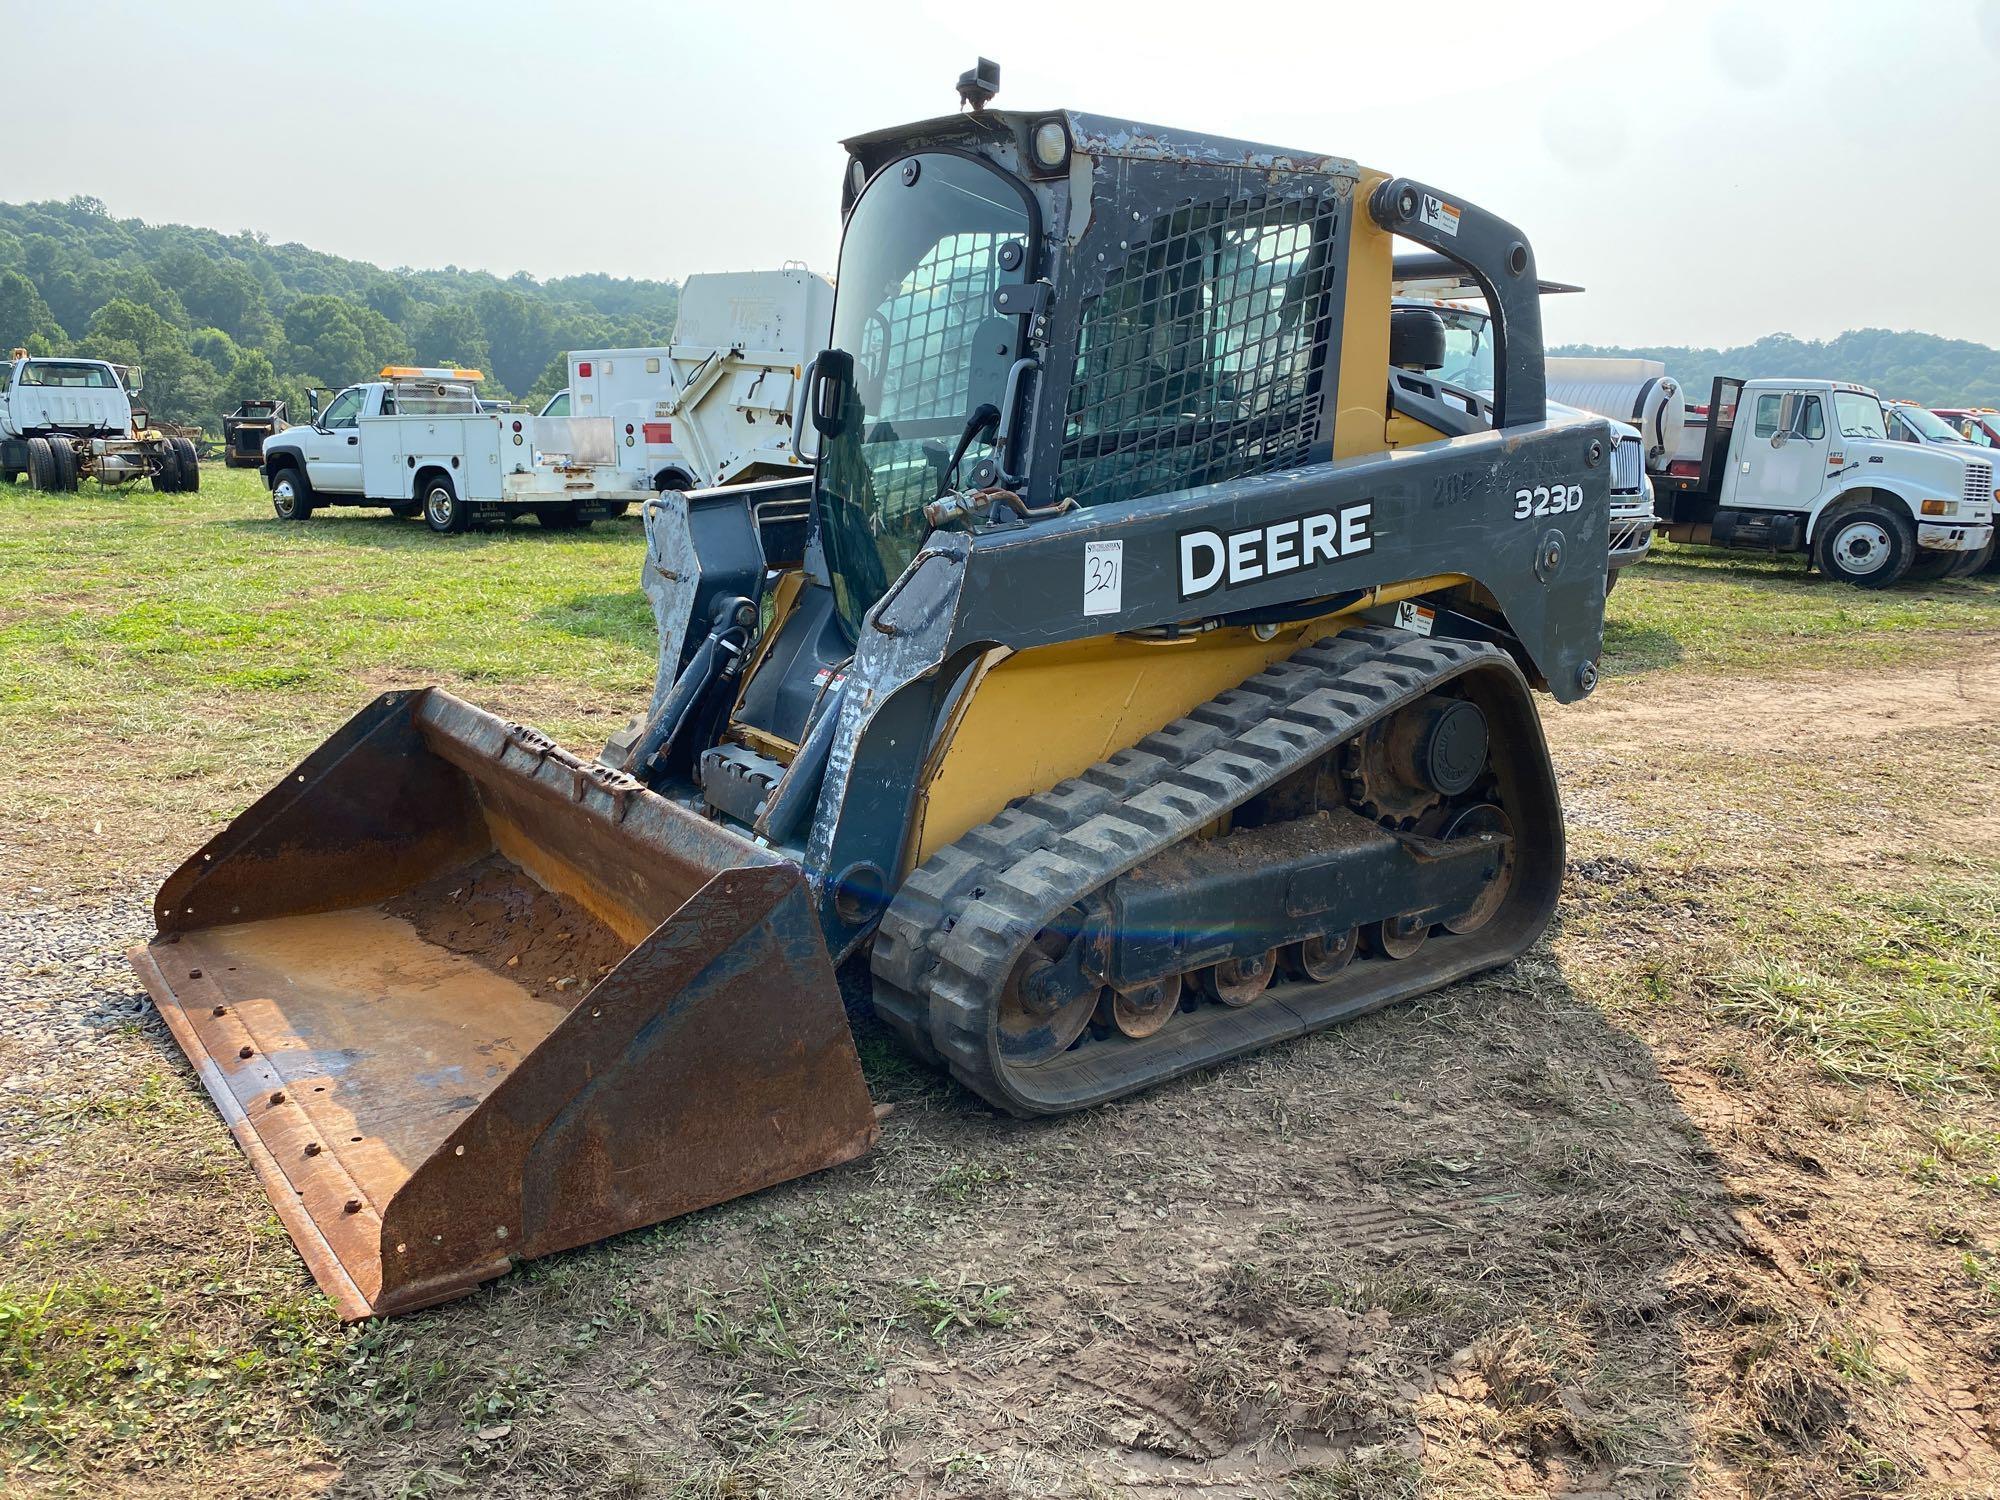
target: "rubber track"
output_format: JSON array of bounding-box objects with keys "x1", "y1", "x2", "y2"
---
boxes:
[{"x1": 869, "y1": 625, "x2": 1509, "y2": 1112}]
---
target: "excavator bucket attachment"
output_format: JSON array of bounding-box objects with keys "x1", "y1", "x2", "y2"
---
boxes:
[{"x1": 128, "y1": 689, "x2": 878, "y2": 1319}]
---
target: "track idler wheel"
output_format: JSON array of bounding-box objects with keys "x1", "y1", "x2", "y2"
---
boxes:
[
  {"x1": 998, "y1": 927, "x2": 1100, "y2": 1064},
  {"x1": 1367, "y1": 913, "x2": 1430, "y2": 960},
  {"x1": 1101, "y1": 972, "x2": 1184, "y2": 1040},
  {"x1": 1287, "y1": 927, "x2": 1359, "y2": 982},
  {"x1": 1201, "y1": 949, "x2": 1277, "y2": 1007},
  {"x1": 1441, "y1": 804, "x2": 1515, "y2": 935}
]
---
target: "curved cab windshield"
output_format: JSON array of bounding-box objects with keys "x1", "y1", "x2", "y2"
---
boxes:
[
  {"x1": 1834, "y1": 390, "x2": 1886, "y2": 439},
  {"x1": 816, "y1": 153, "x2": 1032, "y2": 634},
  {"x1": 1894, "y1": 404, "x2": 1963, "y2": 443}
]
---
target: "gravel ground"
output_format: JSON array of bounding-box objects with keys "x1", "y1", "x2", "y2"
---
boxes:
[{"x1": 0, "y1": 898, "x2": 160, "y2": 1139}]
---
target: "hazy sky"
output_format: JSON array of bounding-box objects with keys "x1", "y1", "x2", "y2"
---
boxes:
[{"x1": 7, "y1": 0, "x2": 1999, "y2": 350}]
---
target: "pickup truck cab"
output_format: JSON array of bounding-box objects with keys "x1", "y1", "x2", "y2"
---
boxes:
[
  {"x1": 261, "y1": 367, "x2": 648, "y2": 532},
  {"x1": 1882, "y1": 400, "x2": 2000, "y2": 574},
  {"x1": 1657, "y1": 378, "x2": 1992, "y2": 586},
  {"x1": 1934, "y1": 408, "x2": 2000, "y2": 450},
  {"x1": 1389, "y1": 298, "x2": 1655, "y2": 585}
]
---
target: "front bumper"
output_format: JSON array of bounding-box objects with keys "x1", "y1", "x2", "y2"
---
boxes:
[
  {"x1": 1608, "y1": 498, "x2": 1656, "y2": 568},
  {"x1": 1918, "y1": 520, "x2": 1995, "y2": 553},
  {"x1": 500, "y1": 467, "x2": 651, "y2": 508}
]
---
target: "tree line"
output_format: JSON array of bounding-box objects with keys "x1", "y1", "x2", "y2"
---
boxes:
[
  {"x1": 1552, "y1": 329, "x2": 2000, "y2": 411},
  {"x1": 8, "y1": 195, "x2": 1997, "y2": 437},
  {"x1": 0, "y1": 197, "x2": 681, "y2": 433}
]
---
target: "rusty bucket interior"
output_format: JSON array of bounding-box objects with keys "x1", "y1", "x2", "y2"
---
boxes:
[{"x1": 130, "y1": 688, "x2": 878, "y2": 1319}]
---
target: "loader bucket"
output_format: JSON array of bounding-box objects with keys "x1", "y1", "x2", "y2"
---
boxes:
[{"x1": 128, "y1": 689, "x2": 878, "y2": 1319}]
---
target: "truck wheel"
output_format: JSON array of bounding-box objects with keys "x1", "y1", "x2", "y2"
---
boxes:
[
  {"x1": 270, "y1": 468, "x2": 315, "y2": 521},
  {"x1": 1815, "y1": 505, "x2": 1913, "y2": 588},
  {"x1": 1944, "y1": 540, "x2": 1990, "y2": 578},
  {"x1": 423, "y1": 476, "x2": 468, "y2": 534},
  {"x1": 45, "y1": 440, "x2": 78, "y2": 492},
  {"x1": 170, "y1": 437, "x2": 201, "y2": 493},
  {"x1": 151, "y1": 442, "x2": 181, "y2": 493},
  {"x1": 25, "y1": 438, "x2": 53, "y2": 491},
  {"x1": 1905, "y1": 549, "x2": 1960, "y2": 582}
]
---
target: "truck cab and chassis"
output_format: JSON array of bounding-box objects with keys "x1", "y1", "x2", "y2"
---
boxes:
[
  {"x1": 0, "y1": 351, "x2": 201, "y2": 494},
  {"x1": 1656, "y1": 377, "x2": 1992, "y2": 587}
]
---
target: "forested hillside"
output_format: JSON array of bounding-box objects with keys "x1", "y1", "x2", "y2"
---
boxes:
[
  {"x1": 8, "y1": 194, "x2": 1996, "y2": 437},
  {"x1": 0, "y1": 197, "x2": 680, "y2": 432},
  {"x1": 1552, "y1": 329, "x2": 2000, "y2": 410}
]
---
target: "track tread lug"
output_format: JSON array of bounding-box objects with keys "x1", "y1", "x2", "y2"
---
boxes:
[{"x1": 869, "y1": 628, "x2": 1543, "y2": 1115}]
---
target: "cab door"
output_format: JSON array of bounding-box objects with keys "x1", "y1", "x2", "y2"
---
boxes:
[
  {"x1": 1723, "y1": 388, "x2": 1829, "y2": 510},
  {"x1": 306, "y1": 386, "x2": 367, "y2": 493}
]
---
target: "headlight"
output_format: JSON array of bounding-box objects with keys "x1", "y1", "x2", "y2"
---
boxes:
[
  {"x1": 1610, "y1": 436, "x2": 1643, "y2": 493},
  {"x1": 1030, "y1": 117, "x2": 1070, "y2": 172},
  {"x1": 1921, "y1": 498, "x2": 1955, "y2": 517}
]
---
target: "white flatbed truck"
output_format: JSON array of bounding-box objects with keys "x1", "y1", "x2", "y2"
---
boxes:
[{"x1": 1656, "y1": 378, "x2": 1992, "y2": 586}]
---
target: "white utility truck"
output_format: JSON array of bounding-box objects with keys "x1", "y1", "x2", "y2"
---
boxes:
[
  {"x1": 1656, "y1": 378, "x2": 1992, "y2": 586},
  {"x1": 260, "y1": 367, "x2": 651, "y2": 532},
  {"x1": 550, "y1": 267, "x2": 835, "y2": 495},
  {"x1": 0, "y1": 349, "x2": 200, "y2": 493}
]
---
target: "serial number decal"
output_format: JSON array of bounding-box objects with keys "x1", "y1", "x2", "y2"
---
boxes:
[
  {"x1": 1179, "y1": 503, "x2": 1374, "y2": 600},
  {"x1": 1513, "y1": 484, "x2": 1583, "y2": 520}
]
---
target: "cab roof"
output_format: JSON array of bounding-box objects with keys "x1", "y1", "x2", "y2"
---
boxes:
[{"x1": 841, "y1": 109, "x2": 1361, "y2": 178}]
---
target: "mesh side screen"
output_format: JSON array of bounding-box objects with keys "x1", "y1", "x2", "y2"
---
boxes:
[{"x1": 1059, "y1": 197, "x2": 1339, "y2": 510}]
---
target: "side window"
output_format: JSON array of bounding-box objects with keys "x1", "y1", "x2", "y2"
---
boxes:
[
  {"x1": 1060, "y1": 196, "x2": 1341, "y2": 509},
  {"x1": 1752, "y1": 393, "x2": 1784, "y2": 438},
  {"x1": 320, "y1": 388, "x2": 364, "y2": 429},
  {"x1": 543, "y1": 392, "x2": 570, "y2": 417},
  {"x1": 1798, "y1": 396, "x2": 1825, "y2": 441}
]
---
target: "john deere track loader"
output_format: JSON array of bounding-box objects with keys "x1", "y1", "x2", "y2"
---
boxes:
[{"x1": 131, "y1": 70, "x2": 1613, "y2": 1318}]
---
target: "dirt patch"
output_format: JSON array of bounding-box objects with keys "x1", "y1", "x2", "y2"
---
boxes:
[
  {"x1": 1573, "y1": 645, "x2": 2000, "y2": 754},
  {"x1": 382, "y1": 854, "x2": 631, "y2": 999}
]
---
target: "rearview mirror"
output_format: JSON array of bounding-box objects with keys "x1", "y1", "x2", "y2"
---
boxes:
[{"x1": 812, "y1": 349, "x2": 854, "y2": 440}]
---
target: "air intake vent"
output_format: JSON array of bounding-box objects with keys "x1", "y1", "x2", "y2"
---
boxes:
[{"x1": 1965, "y1": 460, "x2": 1993, "y2": 507}]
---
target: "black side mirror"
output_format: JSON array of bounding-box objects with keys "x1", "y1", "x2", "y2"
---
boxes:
[{"x1": 812, "y1": 349, "x2": 854, "y2": 439}]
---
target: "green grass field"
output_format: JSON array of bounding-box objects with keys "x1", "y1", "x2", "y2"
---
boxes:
[{"x1": 2, "y1": 465, "x2": 1999, "y2": 1495}]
